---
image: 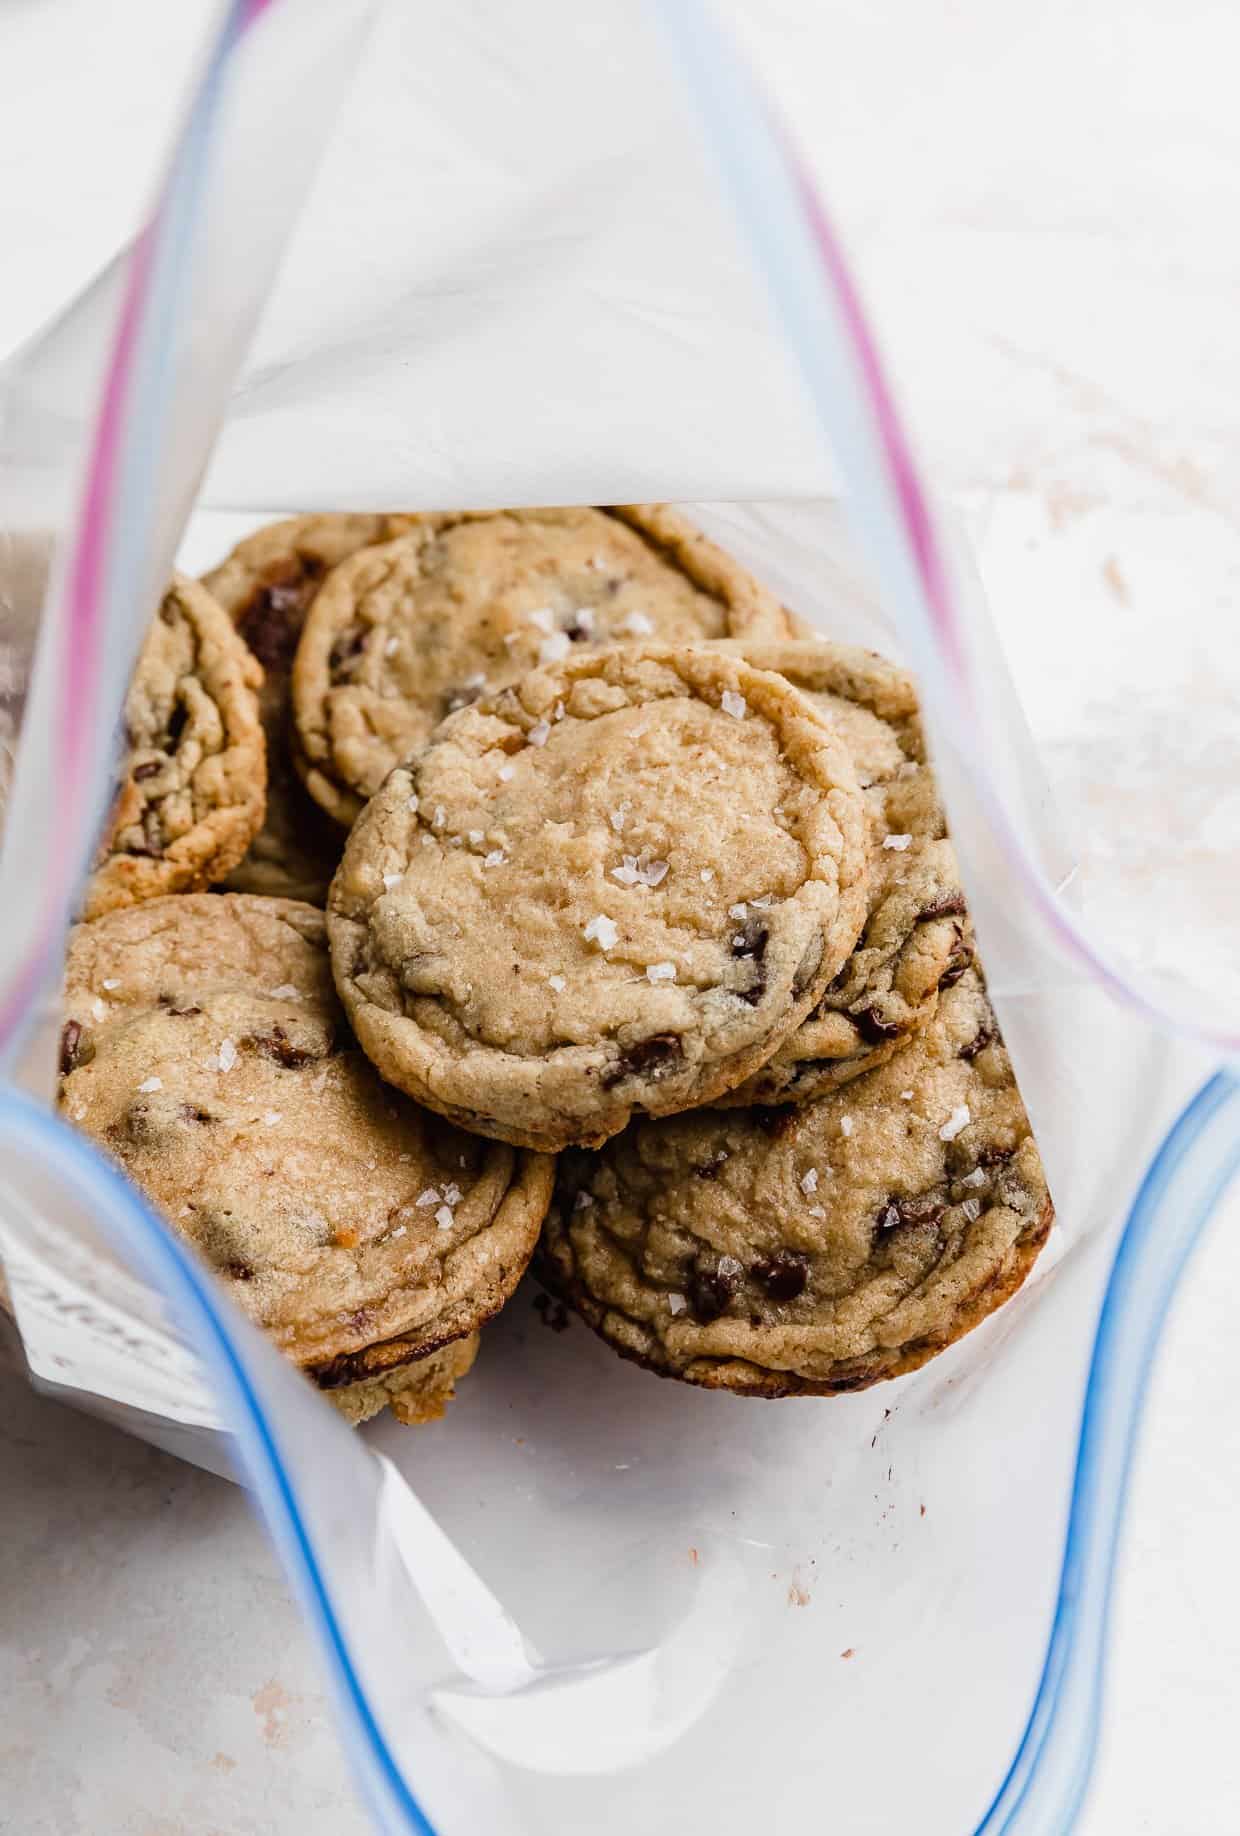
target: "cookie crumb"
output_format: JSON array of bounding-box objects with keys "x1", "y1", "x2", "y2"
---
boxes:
[
  {"x1": 938, "y1": 1104, "x2": 971, "y2": 1142},
  {"x1": 840, "y1": 1647, "x2": 855, "y2": 1660}
]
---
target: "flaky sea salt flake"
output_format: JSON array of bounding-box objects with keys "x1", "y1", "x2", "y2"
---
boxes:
[
  {"x1": 435, "y1": 1206, "x2": 455, "y2": 1230},
  {"x1": 137, "y1": 1076, "x2": 162, "y2": 1093},
  {"x1": 270, "y1": 983, "x2": 301, "y2": 1000},
  {"x1": 382, "y1": 872, "x2": 401, "y2": 890},
  {"x1": 611, "y1": 857, "x2": 641, "y2": 886},
  {"x1": 609, "y1": 802, "x2": 630, "y2": 834},
  {"x1": 101, "y1": 978, "x2": 120, "y2": 991},
  {"x1": 539, "y1": 632, "x2": 571, "y2": 666},
  {"x1": 484, "y1": 850, "x2": 507, "y2": 867},
  {"x1": 467, "y1": 830, "x2": 484, "y2": 845},
  {"x1": 800, "y1": 1168, "x2": 819, "y2": 1195},
  {"x1": 528, "y1": 720, "x2": 551, "y2": 747},
  {"x1": 840, "y1": 1116, "x2": 854, "y2": 1137},
  {"x1": 217, "y1": 1037, "x2": 237, "y2": 1074},
  {"x1": 548, "y1": 974, "x2": 566, "y2": 992},
  {"x1": 415, "y1": 1188, "x2": 440, "y2": 1208},
  {"x1": 497, "y1": 763, "x2": 514, "y2": 782},
  {"x1": 406, "y1": 793, "x2": 420, "y2": 814},
  {"x1": 961, "y1": 1196, "x2": 983, "y2": 1222},
  {"x1": 961, "y1": 1167, "x2": 987, "y2": 1188},
  {"x1": 619, "y1": 609, "x2": 654, "y2": 637},
  {"x1": 882, "y1": 833, "x2": 913, "y2": 852},
  {"x1": 262, "y1": 1111, "x2": 282, "y2": 1127},
  {"x1": 573, "y1": 1190, "x2": 594, "y2": 1212},
  {"x1": 584, "y1": 914, "x2": 619, "y2": 951},
  {"x1": 442, "y1": 1183, "x2": 462, "y2": 1206},
  {"x1": 526, "y1": 606, "x2": 554, "y2": 633},
  {"x1": 939, "y1": 1104, "x2": 971, "y2": 1142},
  {"x1": 720, "y1": 689, "x2": 747, "y2": 720},
  {"x1": 667, "y1": 1292, "x2": 687, "y2": 1315},
  {"x1": 808, "y1": 1204, "x2": 827, "y2": 1220},
  {"x1": 646, "y1": 961, "x2": 676, "y2": 983}
]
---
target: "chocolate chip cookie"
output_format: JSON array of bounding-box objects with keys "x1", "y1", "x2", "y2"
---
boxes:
[
  {"x1": 327, "y1": 646, "x2": 870, "y2": 1152},
  {"x1": 203, "y1": 514, "x2": 417, "y2": 903},
  {"x1": 59, "y1": 895, "x2": 553, "y2": 1421},
  {"x1": 84, "y1": 576, "x2": 266, "y2": 919},
  {"x1": 712, "y1": 641, "x2": 970, "y2": 1102},
  {"x1": 540, "y1": 966, "x2": 1050, "y2": 1395},
  {"x1": 292, "y1": 505, "x2": 796, "y2": 827}
]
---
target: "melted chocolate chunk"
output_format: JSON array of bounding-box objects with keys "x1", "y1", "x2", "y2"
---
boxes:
[
  {"x1": 731, "y1": 917, "x2": 769, "y2": 962},
  {"x1": 157, "y1": 995, "x2": 202, "y2": 1017},
  {"x1": 179, "y1": 1103, "x2": 214, "y2": 1124},
  {"x1": 601, "y1": 1032, "x2": 683, "y2": 1089},
  {"x1": 686, "y1": 1256, "x2": 742, "y2": 1323},
  {"x1": 854, "y1": 1004, "x2": 904, "y2": 1045},
  {"x1": 132, "y1": 760, "x2": 162, "y2": 782},
  {"x1": 876, "y1": 1192, "x2": 946, "y2": 1232},
  {"x1": 165, "y1": 702, "x2": 188, "y2": 748},
  {"x1": 938, "y1": 932, "x2": 970, "y2": 989},
  {"x1": 329, "y1": 625, "x2": 366, "y2": 674},
  {"x1": 694, "y1": 1151, "x2": 729, "y2": 1180},
  {"x1": 237, "y1": 561, "x2": 320, "y2": 670},
  {"x1": 752, "y1": 1248, "x2": 810, "y2": 1302},
  {"x1": 959, "y1": 1022, "x2": 996, "y2": 1061},
  {"x1": 59, "y1": 1020, "x2": 84, "y2": 1075},
  {"x1": 919, "y1": 892, "x2": 968, "y2": 921},
  {"x1": 246, "y1": 1023, "x2": 328, "y2": 1069},
  {"x1": 222, "y1": 1260, "x2": 255, "y2": 1282}
]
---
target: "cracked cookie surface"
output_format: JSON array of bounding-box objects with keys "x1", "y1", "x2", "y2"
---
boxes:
[
  {"x1": 713, "y1": 640, "x2": 970, "y2": 1101},
  {"x1": 60, "y1": 895, "x2": 553, "y2": 1391},
  {"x1": 85, "y1": 575, "x2": 266, "y2": 919},
  {"x1": 293, "y1": 505, "x2": 796, "y2": 826},
  {"x1": 540, "y1": 966, "x2": 1050, "y2": 1394},
  {"x1": 327, "y1": 647, "x2": 870, "y2": 1152},
  {"x1": 204, "y1": 513, "x2": 418, "y2": 902}
]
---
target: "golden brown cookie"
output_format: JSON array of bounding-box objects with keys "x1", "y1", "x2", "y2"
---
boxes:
[
  {"x1": 712, "y1": 640, "x2": 970, "y2": 1102},
  {"x1": 203, "y1": 514, "x2": 418, "y2": 902},
  {"x1": 84, "y1": 576, "x2": 265, "y2": 919},
  {"x1": 327, "y1": 646, "x2": 869, "y2": 1152},
  {"x1": 59, "y1": 895, "x2": 553, "y2": 1422},
  {"x1": 540, "y1": 967, "x2": 1050, "y2": 1395},
  {"x1": 292, "y1": 505, "x2": 795, "y2": 827}
]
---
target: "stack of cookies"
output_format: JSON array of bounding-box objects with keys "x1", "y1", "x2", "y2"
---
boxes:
[{"x1": 60, "y1": 507, "x2": 1051, "y2": 1424}]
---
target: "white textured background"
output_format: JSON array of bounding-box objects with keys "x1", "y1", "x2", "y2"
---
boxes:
[{"x1": 2, "y1": 1, "x2": 1239, "y2": 1831}]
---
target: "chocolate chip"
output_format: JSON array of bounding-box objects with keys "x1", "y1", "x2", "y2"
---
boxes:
[
  {"x1": 601, "y1": 1032, "x2": 683, "y2": 1088},
  {"x1": 854, "y1": 1004, "x2": 903, "y2": 1045},
  {"x1": 694, "y1": 1151, "x2": 729, "y2": 1180},
  {"x1": 919, "y1": 892, "x2": 967, "y2": 921},
  {"x1": 938, "y1": 933, "x2": 970, "y2": 989},
  {"x1": 564, "y1": 616, "x2": 592, "y2": 642},
  {"x1": 59, "y1": 1020, "x2": 84, "y2": 1075},
  {"x1": 246, "y1": 1023, "x2": 327, "y2": 1069},
  {"x1": 179, "y1": 1103, "x2": 213, "y2": 1124},
  {"x1": 329, "y1": 625, "x2": 366, "y2": 674},
  {"x1": 346, "y1": 1308, "x2": 372, "y2": 1333},
  {"x1": 157, "y1": 996, "x2": 202, "y2": 1017},
  {"x1": 977, "y1": 1145, "x2": 1014, "y2": 1168},
  {"x1": 165, "y1": 702, "x2": 188, "y2": 748},
  {"x1": 686, "y1": 1256, "x2": 742, "y2": 1322},
  {"x1": 876, "y1": 1192, "x2": 945, "y2": 1231},
  {"x1": 753, "y1": 1105, "x2": 796, "y2": 1138},
  {"x1": 132, "y1": 760, "x2": 162, "y2": 782},
  {"x1": 959, "y1": 1023, "x2": 996, "y2": 1061},
  {"x1": 731, "y1": 917, "x2": 768, "y2": 962},
  {"x1": 532, "y1": 1292, "x2": 570, "y2": 1332},
  {"x1": 752, "y1": 1248, "x2": 810, "y2": 1302},
  {"x1": 222, "y1": 1260, "x2": 255, "y2": 1282}
]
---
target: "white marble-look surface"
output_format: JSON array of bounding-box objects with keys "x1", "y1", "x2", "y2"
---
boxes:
[{"x1": 3, "y1": 2, "x2": 1240, "y2": 1832}]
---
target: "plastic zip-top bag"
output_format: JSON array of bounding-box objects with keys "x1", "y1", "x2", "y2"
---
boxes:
[{"x1": 2, "y1": 4, "x2": 1238, "y2": 1833}]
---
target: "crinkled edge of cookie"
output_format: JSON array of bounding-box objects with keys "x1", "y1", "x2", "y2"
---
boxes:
[
  {"x1": 292, "y1": 504, "x2": 797, "y2": 827},
  {"x1": 709, "y1": 638, "x2": 968, "y2": 1099},
  {"x1": 327, "y1": 646, "x2": 870, "y2": 1152},
  {"x1": 61, "y1": 893, "x2": 556, "y2": 1371},
  {"x1": 84, "y1": 574, "x2": 266, "y2": 919}
]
